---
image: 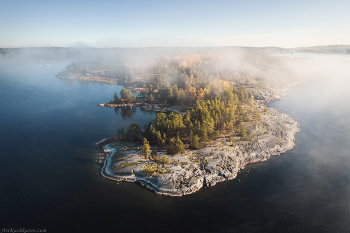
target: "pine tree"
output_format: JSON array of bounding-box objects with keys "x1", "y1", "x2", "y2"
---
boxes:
[
  {"x1": 239, "y1": 124, "x2": 247, "y2": 138},
  {"x1": 167, "y1": 137, "x2": 177, "y2": 155},
  {"x1": 167, "y1": 136, "x2": 185, "y2": 155},
  {"x1": 253, "y1": 109, "x2": 261, "y2": 121},
  {"x1": 176, "y1": 136, "x2": 185, "y2": 154},
  {"x1": 200, "y1": 129, "x2": 208, "y2": 147},
  {"x1": 140, "y1": 138, "x2": 152, "y2": 159},
  {"x1": 239, "y1": 124, "x2": 249, "y2": 141},
  {"x1": 126, "y1": 123, "x2": 142, "y2": 142},
  {"x1": 190, "y1": 135, "x2": 200, "y2": 150}
]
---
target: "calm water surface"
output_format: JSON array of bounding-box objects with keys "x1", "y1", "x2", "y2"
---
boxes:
[{"x1": 1, "y1": 61, "x2": 350, "y2": 232}]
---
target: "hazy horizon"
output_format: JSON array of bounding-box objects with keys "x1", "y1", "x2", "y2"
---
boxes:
[
  {"x1": 1, "y1": 45, "x2": 350, "y2": 49},
  {"x1": 1, "y1": 0, "x2": 350, "y2": 48}
]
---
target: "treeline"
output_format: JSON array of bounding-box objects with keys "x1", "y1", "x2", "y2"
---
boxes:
[
  {"x1": 130, "y1": 53, "x2": 263, "y2": 106},
  {"x1": 140, "y1": 79, "x2": 254, "y2": 106},
  {"x1": 111, "y1": 57, "x2": 264, "y2": 155},
  {"x1": 117, "y1": 83, "x2": 261, "y2": 155}
]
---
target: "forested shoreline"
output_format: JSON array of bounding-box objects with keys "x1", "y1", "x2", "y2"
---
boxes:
[
  {"x1": 54, "y1": 48, "x2": 306, "y2": 195},
  {"x1": 59, "y1": 50, "x2": 310, "y2": 158}
]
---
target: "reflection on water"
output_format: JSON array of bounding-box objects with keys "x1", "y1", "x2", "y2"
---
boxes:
[{"x1": 114, "y1": 106, "x2": 137, "y2": 120}]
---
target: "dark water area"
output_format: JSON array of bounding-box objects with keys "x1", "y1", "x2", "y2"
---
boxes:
[{"x1": 1, "y1": 61, "x2": 350, "y2": 232}]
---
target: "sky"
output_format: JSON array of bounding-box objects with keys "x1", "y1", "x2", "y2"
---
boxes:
[{"x1": 1, "y1": 0, "x2": 349, "y2": 48}]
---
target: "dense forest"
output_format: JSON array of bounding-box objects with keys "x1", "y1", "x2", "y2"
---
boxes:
[
  {"x1": 98, "y1": 53, "x2": 266, "y2": 156},
  {"x1": 56, "y1": 49, "x2": 320, "y2": 156},
  {"x1": 115, "y1": 75, "x2": 262, "y2": 156}
]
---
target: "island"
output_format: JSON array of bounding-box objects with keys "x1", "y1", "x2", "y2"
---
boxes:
[
  {"x1": 0, "y1": 46, "x2": 339, "y2": 195},
  {"x1": 97, "y1": 107, "x2": 298, "y2": 196},
  {"x1": 75, "y1": 50, "x2": 305, "y2": 196}
]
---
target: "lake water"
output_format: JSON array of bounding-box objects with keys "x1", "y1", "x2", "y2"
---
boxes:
[{"x1": 1, "y1": 59, "x2": 350, "y2": 232}]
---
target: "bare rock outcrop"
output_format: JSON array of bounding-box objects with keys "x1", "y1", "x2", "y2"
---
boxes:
[{"x1": 99, "y1": 107, "x2": 299, "y2": 196}]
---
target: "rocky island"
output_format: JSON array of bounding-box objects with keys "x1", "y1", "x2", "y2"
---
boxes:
[
  {"x1": 98, "y1": 106, "x2": 298, "y2": 196},
  {"x1": 54, "y1": 48, "x2": 310, "y2": 196},
  {"x1": 95, "y1": 82, "x2": 300, "y2": 196}
]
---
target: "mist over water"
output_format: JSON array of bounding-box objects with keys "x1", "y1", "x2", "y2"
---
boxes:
[
  {"x1": 267, "y1": 73, "x2": 350, "y2": 232},
  {"x1": 1, "y1": 54, "x2": 350, "y2": 232}
]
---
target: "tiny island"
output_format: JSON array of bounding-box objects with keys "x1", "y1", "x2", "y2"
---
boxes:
[{"x1": 58, "y1": 51, "x2": 302, "y2": 196}]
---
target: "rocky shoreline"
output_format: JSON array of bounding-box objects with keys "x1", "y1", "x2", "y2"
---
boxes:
[
  {"x1": 56, "y1": 73, "x2": 118, "y2": 85},
  {"x1": 98, "y1": 103, "x2": 299, "y2": 196},
  {"x1": 98, "y1": 102, "x2": 185, "y2": 114}
]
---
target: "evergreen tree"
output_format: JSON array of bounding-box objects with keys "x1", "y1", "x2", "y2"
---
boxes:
[
  {"x1": 155, "y1": 130, "x2": 165, "y2": 148},
  {"x1": 176, "y1": 136, "x2": 185, "y2": 154},
  {"x1": 167, "y1": 137, "x2": 177, "y2": 155},
  {"x1": 140, "y1": 138, "x2": 152, "y2": 159},
  {"x1": 148, "y1": 125, "x2": 156, "y2": 144},
  {"x1": 190, "y1": 135, "x2": 200, "y2": 150},
  {"x1": 253, "y1": 109, "x2": 261, "y2": 121},
  {"x1": 126, "y1": 123, "x2": 142, "y2": 142},
  {"x1": 200, "y1": 129, "x2": 208, "y2": 147},
  {"x1": 172, "y1": 84, "x2": 179, "y2": 103},
  {"x1": 120, "y1": 88, "x2": 136, "y2": 103},
  {"x1": 237, "y1": 102, "x2": 243, "y2": 115},
  {"x1": 239, "y1": 124, "x2": 249, "y2": 141},
  {"x1": 167, "y1": 136, "x2": 185, "y2": 155}
]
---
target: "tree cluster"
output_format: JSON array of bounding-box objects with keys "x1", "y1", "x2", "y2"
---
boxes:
[
  {"x1": 116, "y1": 76, "x2": 264, "y2": 154},
  {"x1": 113, "y1": 88, "x2": 136, "y2": 103}
]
